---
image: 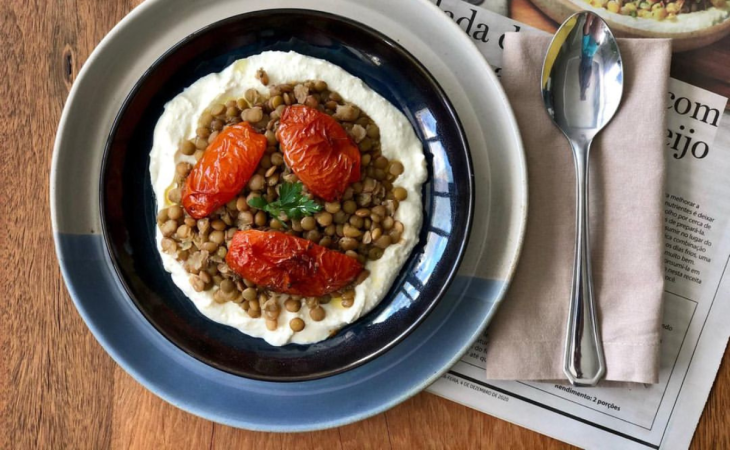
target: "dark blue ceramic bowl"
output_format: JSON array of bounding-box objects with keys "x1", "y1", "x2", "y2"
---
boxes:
[{"x1": 100, "y1": 9, "x2": 473, "y2": 381}]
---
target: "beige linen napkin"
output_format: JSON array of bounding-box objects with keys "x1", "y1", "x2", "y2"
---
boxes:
[{"x1": 485, "y1": 34, "x2": 671, "y2": 384}]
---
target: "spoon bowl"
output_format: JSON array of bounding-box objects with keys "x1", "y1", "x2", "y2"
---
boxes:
[
  {"x1": 543, "y1": 13, "x2": 623, "y2": 146},
  {"x1": 541, "y1": 12, "x2": 623, "y2": 386}
]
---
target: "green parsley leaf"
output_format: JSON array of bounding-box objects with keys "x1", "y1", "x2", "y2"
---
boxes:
[
  {"x1": 277, "y1": 181, "x2": 301, "y2": 207},
  {"x1": 247, "y1": 196, "x2": 268, "y2": 210},
  {"x1": 246, "y1": 181, "x2": 322, "y2": 222}
]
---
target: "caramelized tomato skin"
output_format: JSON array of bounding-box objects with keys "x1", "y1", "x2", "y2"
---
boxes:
[
  {"x1": 226, "y1": 230, "x2": 363, "y2": 297},
  {"x1": 276, "y1": 105, "x2": 361, "y2": 201},
  {"x1": 182, "y1": 122, "x2": 267, "y2": 219}
]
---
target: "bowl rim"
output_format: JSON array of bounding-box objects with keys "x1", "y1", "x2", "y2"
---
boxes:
[{"x1": 97, "y1": 7, "x2": 475, "y2": 382}]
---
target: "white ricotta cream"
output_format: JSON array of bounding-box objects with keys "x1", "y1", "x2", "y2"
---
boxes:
[{"x1": 149, "y1": 51, "x2": 427, "y2": 346}]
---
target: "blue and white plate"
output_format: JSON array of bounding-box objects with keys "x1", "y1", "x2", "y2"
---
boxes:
[{"x1": 52, "y1": 0, "x2": 527, "y2": 431}]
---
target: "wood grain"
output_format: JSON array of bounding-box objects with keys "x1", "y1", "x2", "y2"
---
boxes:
[{"x1": 1, "y1": 0, "x2": 728, "y2": 448}]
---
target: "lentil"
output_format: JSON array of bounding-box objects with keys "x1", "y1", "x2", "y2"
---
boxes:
[
  {"x1": 310, "y1": 306, "x2": 326, "y2": 321},
  {"x1": 290, "y1": 318, "x2": 305, "y2": 332},
  {"x1": 285, "y1": 298, "x2": 301, "y2": 312}
]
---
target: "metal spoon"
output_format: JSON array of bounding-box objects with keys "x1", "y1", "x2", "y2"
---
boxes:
[{"x1": 541, "y1": 12, "x2": 623, "y2": 387}]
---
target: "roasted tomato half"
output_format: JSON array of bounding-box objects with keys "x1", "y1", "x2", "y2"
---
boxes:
[
  {"x1": 182, "y1": 122, "x2": 267, "y2": 219},
  {"x1": 226, "y1": 230, "x2": 363, "y2": 297},
  {"x1": 276, "y1": 105, "x2": 361, "y2": 201}
]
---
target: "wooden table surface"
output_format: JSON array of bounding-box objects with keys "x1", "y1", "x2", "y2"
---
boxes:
[{"x1": 2, "y1": 0, "x2": 728, "y2": 448}]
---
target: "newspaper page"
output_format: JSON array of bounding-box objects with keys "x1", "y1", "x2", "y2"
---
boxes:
[{"x1": 425, "y1": 1, "x2": 730, "y2": 448}]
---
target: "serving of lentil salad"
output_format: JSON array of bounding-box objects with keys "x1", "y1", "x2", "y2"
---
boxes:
[
  {"x1": 156, "y1": 71, "x2": 412, "y2": 337},
  {"x1": 585, "y1": 0, "x2": 726, "y2": 20}
]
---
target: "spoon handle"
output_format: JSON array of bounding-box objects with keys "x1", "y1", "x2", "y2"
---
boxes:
[{"x1": 564, "y1": 141, "x2": 606, "y2": 387}]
